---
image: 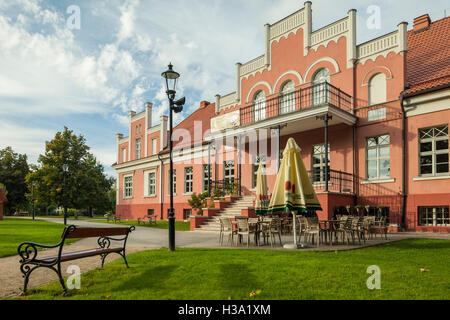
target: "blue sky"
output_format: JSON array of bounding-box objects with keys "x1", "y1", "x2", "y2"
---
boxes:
[{"x1": 0, "y1": 0, "x2": 448, "y2": 177}]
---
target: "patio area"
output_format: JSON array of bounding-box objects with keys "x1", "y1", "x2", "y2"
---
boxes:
[{"x1": 217, "y1": 214, "x2": 405, "y2": 251}]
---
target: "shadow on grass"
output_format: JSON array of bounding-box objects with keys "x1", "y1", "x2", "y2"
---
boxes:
[
  {"x1": 385, "y1": 239, "x2": 450, "y2": 250},
  {"x1": 113, "y1": 265, "x2": 178, "y2": 292},
  {"x1": 218, "y1": 263, "x2": 261, "y2": 290}
]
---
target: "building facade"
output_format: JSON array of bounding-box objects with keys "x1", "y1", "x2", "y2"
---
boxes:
[{"x1": 112, "y1": 2, "x2": 450, "y2": 233}]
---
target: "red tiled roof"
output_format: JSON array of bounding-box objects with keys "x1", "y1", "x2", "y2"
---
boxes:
[
  {"x1": 160, "y1": 102, "x2": 216, "y2": 152},
  {"x1": 406, "y1": 16, "x2": 450, "y2": 95}
]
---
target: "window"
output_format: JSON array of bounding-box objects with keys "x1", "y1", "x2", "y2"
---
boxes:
[
  {"x1": 122, "y1": 148, "x2": 127, "y2": 163},
  {"x1": 184, "y1": 167, "x2": 193, "y2": 193},
  {"x1": 202, "y1": 164, "x2": 210, "y2": 192},
  {"x1": 148, "y1": 172, "x2": 156, "y2": 196},
  {"x1": 312, "y1": 144, "x2": 330, "y2": 183},
  {"x1": 253, "y1": 91, "x2": 266, "y2": 122},
  {"x1": 280, "y1": 81, "x2": 295, "y2": 114},
  {"x1": 312, "y1": 68, "x2": 330, "y2": 106},
  {"x1": 135, "y1": 138, "x2": 141, "y2": 160},
  {"x1": 366, "y1": 207, "x2": 391, "y2": 224},
  {"x1": 224, "y1": 160, "x2": 235, "y2": 184},
  {"x1": 368, "y1": 107, "x2": 386, "y2": 121},
  {"x1": 419, "y1": 207, "x2": 449, "y2": 227},
  {"x1": 252, "y1": 155, "x2": 266, "y2": 189},
  {"x1": 419, "y1": 125, "x2": 449, "y2": 176},
  {"x1": 183, "y1": 209, "x2": 192, "y2": 220},
  {"x1": 152, "y1": 139, "x2": 157, "y2": 155},
  {"x1": 124, "y1": 176, "x2": 133, "y2": 198},
  {"x1": 147, "y1": 209, "x2": 154, "y2": 216},
  {"x1": 366, "y1": 135, "x2": 390, "y2": 180},
  {"x1": 168, "y1": 169, "x2": 176, "y2": 195},
  {"x1": 368, "y1": 73, "x2": 387, "y2": 105}
]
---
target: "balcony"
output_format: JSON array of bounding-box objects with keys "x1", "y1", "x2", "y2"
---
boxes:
[
  {"x1": 308, "y1": 169, "x2": 355, "y2": 194},
  {"x1": 240, "y1": 82, "x2": 353, "y2": 127}
]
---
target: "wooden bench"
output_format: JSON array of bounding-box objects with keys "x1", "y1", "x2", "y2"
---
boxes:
[
  {"x1": 17, "y1": 225, "x2": 135, "y2": 296},
  {"x1": 137, "y1": 215, "x2": 157, "y2": 225}
]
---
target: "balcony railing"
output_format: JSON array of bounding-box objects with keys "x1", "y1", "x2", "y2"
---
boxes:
[
  {"x1": 307, "y1": 169, "x2": 354, "y2": 194},
  {"x1": 240, "y1": 82, "x2": 353, "y2": 126}
]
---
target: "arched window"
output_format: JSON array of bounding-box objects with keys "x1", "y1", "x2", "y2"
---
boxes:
[
  {"x1": 368, "y1": 73, "x2": 387, "y2": 105},
  {"x1": 253, "y1": 91, "x2": 266, "y2": 122},
  {"x1": 280, "y1": 81, "x2": 296, "y2": 114},
  {"x1": 312, "y1": 68, "x2": 330, "y2": 106}
]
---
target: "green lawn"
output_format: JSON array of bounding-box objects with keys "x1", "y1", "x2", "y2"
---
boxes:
[
  {"x1": 90, "y1": 219, "x2": 191, "y2": 231},
  {"x1": 16, "y1": 239, "x2": 450, "y2": 300},
  {"x1": 0, "y1": 218, "x2": 77, "y2": 258}
]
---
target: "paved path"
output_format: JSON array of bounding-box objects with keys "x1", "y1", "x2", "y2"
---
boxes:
[{"x1": 1, "y1": 217, "x2": 449, "y2": 298}]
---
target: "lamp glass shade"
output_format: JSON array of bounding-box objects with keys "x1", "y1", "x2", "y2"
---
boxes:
[{"x1": 161, "y1": 63, "x2": 180, "y2": 92}]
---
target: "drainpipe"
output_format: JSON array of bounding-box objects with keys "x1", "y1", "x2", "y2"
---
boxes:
[
  {"x1": 157, "y1": 153, "x2": 164, "y2": 220},
  {"x1": 400, "y1": 88, "x2": 410, "y2": 231}
]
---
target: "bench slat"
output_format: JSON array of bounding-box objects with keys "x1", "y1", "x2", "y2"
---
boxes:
[
  {"x1": 35, "y1": 247, "x2": 123, "y2": 263},
  {"x1": 65, "y1": 227, "x2": 130, "y2": 239}
]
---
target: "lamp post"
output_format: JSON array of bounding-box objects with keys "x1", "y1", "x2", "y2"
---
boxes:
[
  {"x1": 32, "y1": 181, "x2": 36, "y2": 220},
  {"x1": 161, "y1": 63, "x2": 185, "y2": 252},
  {"x1": 63, "y1": 163, "x2": 68, "y2": 226}
]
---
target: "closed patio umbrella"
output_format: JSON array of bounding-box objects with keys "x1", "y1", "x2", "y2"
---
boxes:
[
  {"x1": 267, "y1": 138, "x2": 322, "y2": 248},
  {"x1": 255, "y1": 163, "x2": 268, "y2": 216}
]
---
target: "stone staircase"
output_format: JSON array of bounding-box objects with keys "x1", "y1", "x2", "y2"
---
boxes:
[{"x1": 195, "y1": 196, "x2": 254, "y2": 232}]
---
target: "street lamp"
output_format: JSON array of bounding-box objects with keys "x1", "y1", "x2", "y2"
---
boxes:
[
  {"x1": 162, "y1": 63, "x2": 185, "y2": 252},
  {"x1": 32, "y1": 181, "x2": 36, "y2": 221},
  {"x1": 62, "y1": 163, "x2": 68, "y2": 226}
]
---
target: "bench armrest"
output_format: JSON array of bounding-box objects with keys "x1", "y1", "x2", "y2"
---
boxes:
[
  {"x1": 17, "y1": 241, "x2": 62, "y2": 263},
  {"x1": 97, "y1": 226, "x2": 135, "y2": 249}
]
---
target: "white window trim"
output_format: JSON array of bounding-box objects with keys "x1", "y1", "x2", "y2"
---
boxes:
[
  {"x1": 413, "y1": 175, "x2": 450, "y2": 182},
  {"x1": 361, "y1": 178, "x2": 395, "y2": 185},
  {"x1": 144, "y1": 170, "x2": 157, "y2": 197},
  {"x1": 123, "y1": 174, "x2": 133, "y2": 199}
]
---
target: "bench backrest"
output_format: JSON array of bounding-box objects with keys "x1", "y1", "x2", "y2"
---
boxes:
[{"x1": 63, "y1": 226, "x2": 131, "y2": 239}]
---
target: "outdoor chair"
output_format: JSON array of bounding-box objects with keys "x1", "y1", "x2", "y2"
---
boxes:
[
  {"x1": 296, "y1": 216, "x2": 308, "y2": 244},
  {"x1": 369, "y1": 216, "x2": 388, "y2": 240},
  {"x1": 219, "y1": 218, "x2": 236, "y2": 246},
  {"x1": 334, "y1": 217, "x2": 353, "y2": 245},
  {"x1": 261, "y1": 217, "x2": 282, "y2": 247},
  {"x1": 304, "y1": 217, "x2": 323, "y2": 246},
  {"x1": 363, "y1": 216, "x2": 375, "y2": 240},
  {"x1": 350, "y1": 216, "x2": 366, "y2": 244},
  {"x1": 236, "y1": 218, "x2": 257, "y2": 247}
]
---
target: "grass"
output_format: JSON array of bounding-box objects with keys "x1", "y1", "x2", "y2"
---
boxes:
[
  {"x1": 35, "y1": 215, "x2": 104, "y2": 220},
  {"x1": 16, "y1": 239, "x2": 450, "y2": 300},
  {"x1": 0, "y1": 218, "x2": 78, "y2": 258},
  {"x1": 89, "y1": 219, "x2": 191, "y2": 231}
]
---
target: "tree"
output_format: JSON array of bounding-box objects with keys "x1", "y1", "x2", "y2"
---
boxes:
[
  {"x1": 26, "y1": 127, "x2": 112, "y2": 215},
  {"x1": 0, "y1": 147, "x2": 29, "y2": 214}
]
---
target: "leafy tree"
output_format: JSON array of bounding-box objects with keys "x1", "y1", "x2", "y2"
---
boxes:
[
  {"x1": 26, "y1": 127, "x2": 112, "y2": 214},
  {"x1": 188, "y1": 191, "x2": 209, "y2": 216},
  {"x1": 0, "y1": 147, "x2": 29, "y2": 214}
]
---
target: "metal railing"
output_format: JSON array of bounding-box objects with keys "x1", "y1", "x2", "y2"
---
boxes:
[
  {"x1": 307, "y1": 169, "x2": 354, "y2": 194},
  {"x1": 208, "y1": 178, "x2": 241, "y2": 197},
  {"x1": 240, "y1": 82, "x2": 353, "y2": 126}
]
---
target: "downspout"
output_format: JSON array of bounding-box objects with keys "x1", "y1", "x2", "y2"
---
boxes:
[
  {"x1": 400, "y1": 88, "x2": 409, "y2": 231},
  {"x1": 157, "y1": 153, "x2": 164, "y2": 220}
]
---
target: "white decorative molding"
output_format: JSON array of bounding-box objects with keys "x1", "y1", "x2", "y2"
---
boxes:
[
  {"x1": 357, "y1": 31, "x2": 400, "y2": 65},
  {"x1": 269, "y1": 8, "x2": 305, "y2": 43},
  {"x1": 362, "y1": 66, "x2": 393, "y2": 86},
  {"x1": 304, "y1": 57, "x2": 341, "y2": 82},
  {"x1": 240, "y1": 55, "x2": 266, "y2": 78},
  {"x1": 310, "y1": 17, "x2": 349, "y2": 51},
  {"x1": 272, "y1": 70, "x2": 303, "y2": 92},
  {"x1": 413, "y1": 175, "x2": 450, "y2": 182},
  {"x1": 245, "y1": 81, "x2": 273, "y2": 103},
  {"x1": 218, "y1": 92, "x2": 238, "y2": 111},
  {"x1": 361, "y1": 178, "x2": 395, "y2": 185}
]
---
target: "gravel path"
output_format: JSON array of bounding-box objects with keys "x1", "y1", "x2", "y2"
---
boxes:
[{"x1": 1, "y1": 218, "x2": 448, "y2": 298}]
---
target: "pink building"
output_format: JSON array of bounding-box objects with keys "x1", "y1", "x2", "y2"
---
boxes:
[{"x1": 112, "y1": 3, "x2": 449, "y2": 233}]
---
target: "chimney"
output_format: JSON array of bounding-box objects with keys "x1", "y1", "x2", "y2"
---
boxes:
[
  {"x1": 199, "y1": 101, "x2": 210, "y2": 109},
  {"x1": 413, "y1": 14, "x2": 431, "y2": 33},
  {"x1": 145, "y1": 102, "x2": 153, "y2": 129},
  {"x1": 160, "y1": 115, "x2": 168, "y2": 151}
]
